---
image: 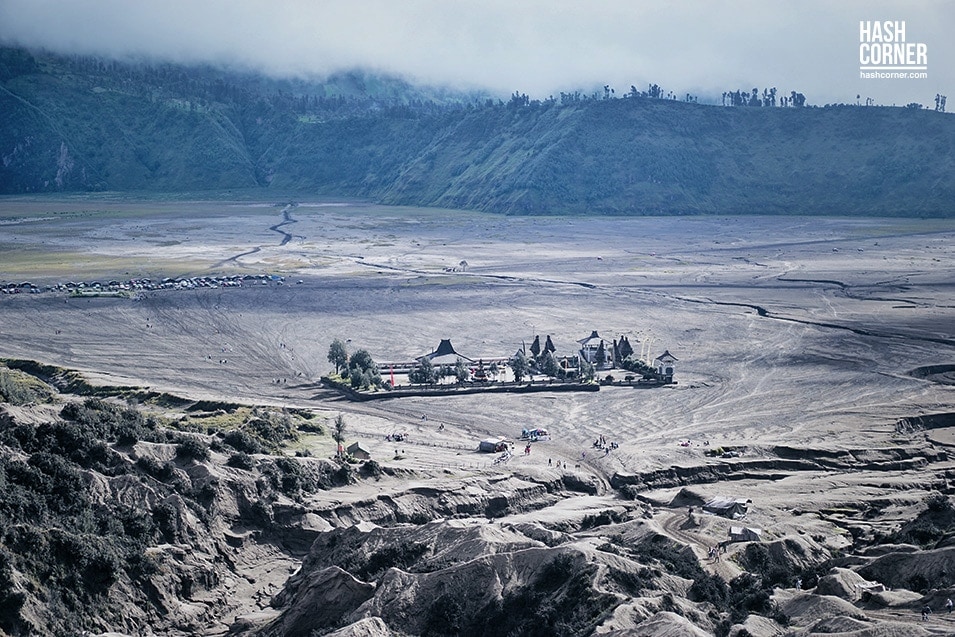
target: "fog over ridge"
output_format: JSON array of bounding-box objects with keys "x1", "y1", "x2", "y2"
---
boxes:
[{"x1": 0, "y1": 0, "x2": 952, "y2": 106}]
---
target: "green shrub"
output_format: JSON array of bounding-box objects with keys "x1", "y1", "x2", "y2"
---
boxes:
[
  {"x1": 607, "y1": 566, "x2": 651, "y2": 596},
  {"x1": 634, "y1": 534, "x2": 705, "y2": 581},
  {"x1": 259, "y1": 457, "x2": 322, "y2": 497},
  {"x1": 0, "y1": 547, "x2": 26, "y2": 633},
  {"x1": 424, "y1": 593, "x2": 465, "y2": 636},
  {"x1": 246, "y1": 410, "x2": 297, "y2": 448},
  {"x1": 297, "y1": 420, "x2": 324, "y2": 434},
  {"x1": 227, "y1": 452, "x2": 256, "y2": 471},
  {"x1": 333, "y1": 463, "x2": 354, "y2": 486},
  {"x1": 727, "y1": 572, "x2": 774, "y2": 625},
  {"x1": 354, "y1": 543, "x2": 429, "y2": 580},
  {"x1": 24, "y1": 452, "x2": 89, "y2": 515},
  {"x1": 908, "y1": 574, "x2": 930, "y2": 593},
  {"x1": 60, "y1": 398, "x2": 152, "y2": 442},
  {"x1": 580, "y1": 509, "x2": 625, "y2": 529},
  {"x1": 176, "y1": 438, "x2": 210, "y2": 461},
  {"x1": 3, "y1": 419, "x2": 127, "y2": 476},
  {"x1": 152, "y1": 501, "x2": 181, "y2": 542},
  {"x1": 359, "y1": 459, "x2": 383, "y2": 478},
  {"x1": 888, "y1": 493, "x2": 955, "y2": 548},
  {"x1": 126, "y1": 551, "x2": 161, "y2": 581},
  {"x1": 538, "y1": 553, "x2": 576, "y2": 591},
  {"x1": 223, "y1": 429, "x2": 262, "y2": 453},
  {"x1": 689, "y1": 573, "x2": 728, "y2": 606},
  {"x1": 0, "y1": 395, "x2": 268, "y2": 634},
  {"x1": 135, "y1": 456, "x2": 175, "y2": 481},
  {"x1": 119, "y1": 509, "x2": 155, "y2": 544},
  {"x1": 476, "y1": 554, "x2": 615, "y2": 637}
]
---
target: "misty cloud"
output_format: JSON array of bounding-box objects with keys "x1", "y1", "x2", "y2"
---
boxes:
[{"x1": 0, "y1": 0, "x2": 951, "y2": 107}]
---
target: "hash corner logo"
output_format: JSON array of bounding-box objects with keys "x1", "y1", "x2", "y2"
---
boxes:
[{"x1": 859, "y1": 20, "x2": 928, "y2": 80}]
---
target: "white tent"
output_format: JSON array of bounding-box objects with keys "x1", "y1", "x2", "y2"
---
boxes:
[{"x1": 704, "y1": 496, "x2": 749, "y2": 519}]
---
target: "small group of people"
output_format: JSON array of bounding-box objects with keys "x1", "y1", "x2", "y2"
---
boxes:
[
  {"x1": 707, "y1": 544, "x2": 726, "y2": 561},
  {"x1": 592, "y1": 436, "x2": 618, "y2": 451},
  {"x1": 385, "y1": 432, "x2": 407, "y2": 442},
  {"x1": 923, "y1": 598, "x2": 954, "y2": 620}
]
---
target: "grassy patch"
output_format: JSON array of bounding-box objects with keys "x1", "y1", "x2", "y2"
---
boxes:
[
  {"x1": 0, "y1": 366, "x2": 56, "y2": 405},
  {"x1": 2, "y1": 359, "x2": 143, "y2": 398}
]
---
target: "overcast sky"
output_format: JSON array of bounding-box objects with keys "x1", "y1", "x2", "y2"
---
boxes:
[{"x1": 1, "y1": 0, "x2": 951, "y2": 107}]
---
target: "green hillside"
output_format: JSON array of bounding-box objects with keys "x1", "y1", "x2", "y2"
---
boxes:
[
  {"x1": 378, "y1": 99, "x2": 955, "y2": 216},
  {"x1": 1, "y1": 47, "x2": 953, "y2": 216}
]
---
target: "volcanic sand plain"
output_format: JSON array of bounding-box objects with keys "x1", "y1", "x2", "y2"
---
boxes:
[{"x1": 3, "y1": 197, "x2": 955, "y2": 630}]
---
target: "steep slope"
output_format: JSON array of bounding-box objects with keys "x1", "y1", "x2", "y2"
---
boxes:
[
  {"x1": 0, "y1": 68, "x2": 259, "y2": 192},
  {"x1": 2, "y1": 47, "x2": 954, "y2": 216},
  {"x1": 372, "y1": 98, "x2": 955, "y2": 216}
]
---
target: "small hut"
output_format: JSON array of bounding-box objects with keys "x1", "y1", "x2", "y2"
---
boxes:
[
  {"x1": 478, "y1": 437, "x2": 509, "y2": 453},
  {"x1": 729, "y1": 526, "x2": 763, "y2": 542},
  {"x1": 346, "y1": 442, "x2": 371, "y2": 460},
  {"x1": 655, "y1": 350, "x2": 678, "y2": 383}
]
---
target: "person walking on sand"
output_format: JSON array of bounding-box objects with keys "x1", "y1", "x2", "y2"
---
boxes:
[
  {"x1": 946, "y1": 597, "x2": 953, "y2": 613},
  {"x1": 922, "y1": 604, "x2": 932, "y2": 621}
]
